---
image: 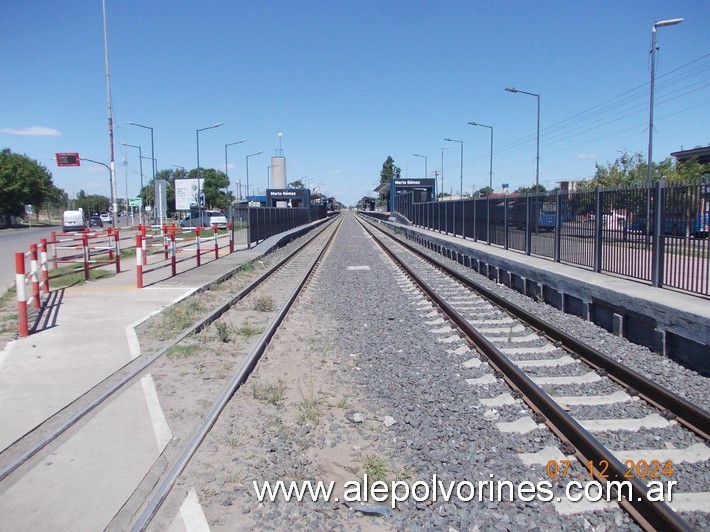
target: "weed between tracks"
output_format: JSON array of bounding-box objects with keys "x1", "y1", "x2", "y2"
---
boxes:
[{"x1": 252, "y1": 379, "x2": 288, "y2": 405}]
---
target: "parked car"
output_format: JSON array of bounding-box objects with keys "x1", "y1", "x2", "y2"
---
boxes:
[
  {"x1": 180, "y1": 210, "x2": 228, "y2": 229},
  {"x1": 88, "y1": 215, "x2": 103, "y2": 228},
  {"x1": 62, "y1": 210, "x2": 85, "y2": 232},
  {"x1": 99, "y1": 212, "x2": 111, "y2": 223}
]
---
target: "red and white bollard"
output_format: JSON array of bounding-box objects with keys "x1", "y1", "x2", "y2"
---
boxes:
[
  {"x1": 29, "y1": 244, "x2": 40, "y2": 309},
  {"x1": 213, "y1": 224, "x2": 219, "y2": 259},
  {"x1": 136, "y1": 234, "x2": 144, "y2": 289},
  {"x1": 15, "y1": 252, "x2": 29, "y2": 337}
]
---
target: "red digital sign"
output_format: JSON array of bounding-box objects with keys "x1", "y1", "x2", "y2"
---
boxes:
[{"x1": 56, "y1": 153, "x2": 80, "y2": 167}]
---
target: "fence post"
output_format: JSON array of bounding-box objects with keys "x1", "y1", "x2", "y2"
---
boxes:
[
  {"x1": 196, "y1": 227, "x2": 201, "y2": 267},
  {"x1": 229, "y1": 222, "x2": 234, "y2": 253},
  {"x1": 651, "y1": 181, "x2": 665, "y2": 287},
  {"x1": 82, "y1": 232, "x2": 90, "y2": 280},
  {"x1": 114, "y1": 229, "x2": 121, "y2": 273},
  {"x1": 525, "y1": 196, "x2": 532, "y2": 256},
  {"x1": 213, "y1": 224, "x2": 219, "y2": 259},
  {"x1": 554, "y1": 191, "x2": 562, "y2": 263},
  {"x1": 504, "y1": 197, "x2": 509, "y2": 250},
  {"x1": 171, "y1": 229, "x2": 177, "y2": 277},
  {"x1": 107, "y1": 227, "x2": 115, "y2": 262},
  {"x1": 40, "y1": 238, "x2": 49, "y2": 293},
  {"x1": 593, "y1": 189, "x2": 603, "y2": 273},
  {"x1": 247, "y1": 207, "x2": 252, "y2": 250},
  {"x1": 163, "y1": 225, "x2": 169, "y2": 260},
  {"x1": 29, "y1": 244, "x2": 40, "y2": 309},
  {"x1": 15, "y1": 252, "x2": 29, "y2": 337},
  {"x1": 136, "y1": 234, "x2": 143, "y2": 289},
  {"x1": 141, "y1": 225, "x2": 148, "y2": 265}
]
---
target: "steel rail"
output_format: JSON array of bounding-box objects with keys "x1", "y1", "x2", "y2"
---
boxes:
[
  {"x1": 131, "y1": 216, "x2": 343, "y2": 531},
  {"x1": 357, "y1": 216, "x2": 693, "y2": 532},
  {"x1": 0, "y1": 216, "x2": 340, "y2": 483},
  {"x1": 363, "y1": 217, "x2": 710, "y2": 438}
]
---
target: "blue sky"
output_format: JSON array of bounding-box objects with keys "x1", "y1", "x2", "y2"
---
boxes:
[{"x1": 1, "y1": 1, "x2": 708, "y2": 207}]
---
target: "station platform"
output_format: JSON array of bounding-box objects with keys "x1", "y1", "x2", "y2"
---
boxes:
[
  {"x1": 0, "y1": 221, "x2": 321, "y2": 531},
  {"x1": 368, "y1": 214, "x2": 709, "y2": 375}
]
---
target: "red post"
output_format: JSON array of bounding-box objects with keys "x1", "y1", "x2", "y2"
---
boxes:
[
  {"x1": 82, "y1": 232, "x2": 90, "y2": 280},
  {"x1": 114, "y1": 229, "x2": 121, "y2": 273},
  {"x1": 136, "y1": 234, "x2": 143, "y2": 289},
  {"x1": 107, "y1": 226, "x2": 115, "y2": 261},
  {"x1": 29, "y1": 244, "x2": 40, "y2": 309},
  {"x1": 171, "y1": 230, "x2": 177, "y2": 277},
  {"x1": 50, "y1": 230, "x2": 57, "y2": 266},
  {"x1": 140, "y1": 224, "x2": 148, "y2": 265},
  {"x1": 228, "y1": 222, "x2": 234, "y2": 253},
  {"x1": 40, "y1": 238, "x2": 49, "y2": 293},
  {"x1": 163, "y1": 225, "x2": 169, "y2": 260},
  {"x1": 15, "y1": 252, "x2": 29, "y2": 337},
  {"x1": 213, "y1": 224, "x2": 219, "y2": 259},
  {"x1": 196, "y1": 227, "x2": 201, "y2": 267}
]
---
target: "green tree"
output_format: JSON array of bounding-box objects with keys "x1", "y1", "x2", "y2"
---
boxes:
[
  {"x1": 477, "y1": 186, "x2": 494, "y2": 196},
  {"x1": 289, "y1": 179, "x2": 305, "y2": 189},
  {"x1": 189, "y1": 168, "x2": 231, "y2": 210},
  {"x1": 73, "y1": 190, "x2": 110, "y2": 214},
  {"x1": 378, "y1": 156, "x2": 401, "y2": 203},
  {"x1": 0, "y1": 149, "x2": 58, "y2": 221},
  {"x1": 515, "y1": 183, "x2": 547, "y2": 194}
]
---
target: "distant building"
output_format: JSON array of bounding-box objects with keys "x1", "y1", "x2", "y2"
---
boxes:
[{"x1": 671, "y1": 146, "x2": 710, "y2": 165}]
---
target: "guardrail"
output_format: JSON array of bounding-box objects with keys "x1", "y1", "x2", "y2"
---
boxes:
[{"x1": 135, "y1": 224, "x2": 233, "y2": 288}]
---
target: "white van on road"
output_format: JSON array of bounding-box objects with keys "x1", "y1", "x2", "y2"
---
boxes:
[{"x1": 62, "y1": 210, "x2": 85, "y2": 232}]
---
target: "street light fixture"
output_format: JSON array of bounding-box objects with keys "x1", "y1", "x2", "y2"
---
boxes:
[
  {"x1": 412, "y1": 153, "x2": 428, "y2": 183},
  {"x1": 246, "y1": 151, "x2": 264, "y2": 205},
  {"x1": 196, "y1": 122, "x2": 223, "y2": 219},
  {"x1": 441, "y1": 146, "x2": 450, "y2": 200},
  {"x1": 225, "y1": 139, "x2": 247, "y2": 199},
  {"x1": 505, "y1": 87, "x2": 540, "y2": 192},
  {"x1": 444, "y1": 138, "x2": 463, "y2": 198}
]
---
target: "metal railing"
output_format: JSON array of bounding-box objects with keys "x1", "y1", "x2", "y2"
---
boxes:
[{"x1": 394, "y1": 181, "x2": 710, "y2": 297}]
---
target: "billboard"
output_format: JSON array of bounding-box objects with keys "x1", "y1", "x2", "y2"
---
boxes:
[{"x1": 174, "y1": 178, "x2": 204, "y2": 211}]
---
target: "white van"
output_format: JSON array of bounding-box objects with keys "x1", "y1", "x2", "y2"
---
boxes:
[{"x1": 62, "y1": 210, "x2": 85, "y2": 232}]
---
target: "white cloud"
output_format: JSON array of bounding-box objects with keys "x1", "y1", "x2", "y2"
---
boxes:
[
  {"x1": 0, "y1": 126, "x2": 62, "y2": 136},
  {"x1": 576, "y1": 153, "x2": 597, "y2": 160}
]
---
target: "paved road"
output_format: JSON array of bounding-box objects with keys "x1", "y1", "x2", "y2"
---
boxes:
[{"x1": 0, "y1": 226, "x2": 59, "y2": 291}]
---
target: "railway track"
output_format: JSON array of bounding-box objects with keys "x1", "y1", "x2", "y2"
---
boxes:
[
  {"x1": 0, "y1": 215, "x2": 342, "y2": 530},
  {"x1": 356, "y1": 214, "x2": 709, "y2": 531}
]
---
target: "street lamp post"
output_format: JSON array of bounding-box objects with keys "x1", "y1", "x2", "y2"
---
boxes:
[
  {"x1": 469, "y1": 121, "x2": 494, "y2": 244},
  {"x1": 225, "y1": 139, "x2": 247, "y2": 200},
  {"x1": 121, "y1": 143, "x2": 144, "y2": 224},
  {"x1": 196, "y1": 122, "x2": 223, "y2": 221},
  {"x1": 245, "y1": 151, "x2": 264, "y2": 205},
  {"x1": 126, "y1": 121, "x2": 156, "y2": 219},
  {"x1": 505, "y1": 87, "x2": 540, "y2": 192},
  {"x1": 468, "y1": 122, "x2": 493, "y2": 192},
  {"x1": 412, "y1": 153, "x2": 428, "y2": 183},
  {"x1": 444, "y1": 138, "x2": 464, "y2": 237},
  {"x1": 646, "y1": 18, "x2": 683, "y2": 204},
  {"x1": 444, "y1": 139, "x2": 463, "y2": 198},
  {"x1": 441, "y1": 146, "x2": 450, "y2": 200}
]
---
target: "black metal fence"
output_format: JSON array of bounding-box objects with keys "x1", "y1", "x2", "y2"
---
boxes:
[
  {"x1": 395, "y1": 181, "x2": 710, "y2": 297},
  {"x1": 229, "y1": 204, "x2": 330, "y2": 248}
]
